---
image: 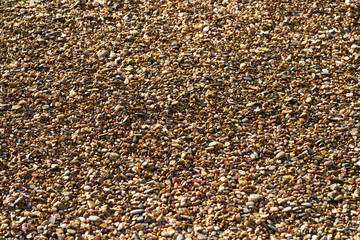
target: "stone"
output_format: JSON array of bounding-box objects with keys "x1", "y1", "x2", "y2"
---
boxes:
[
  {"x1": 49, "y1": 215, "x2": 56, "y2": 224},
  {"x1": 53, "y1": 201, "x2": 66, "y2": 210},
  {"x1": 250, "y1": 152, "x2": 259, "y2": 160},
  {"x1": 351, "y1": 128, "x2": 359, "y2": 136},
  {"x1": 270, "y1": 207, "x2": 279, "y2": 212},
  {"x1": 97, "y1": 50, "x2": 108, "y2": 58},
  {"x1": 67, "y1": 229, "x2": 77, "y2": 234},
  {"x1": 134, "y1": 223, "x2": 144, "y2": 230},
  {"x1": 209, "y1": 141, "x2": 220, "y2": 147},
  {"x1": 248, "y1": 194, "x2": 261, "y2": 202},
  {"x1": 220, "y1": 176, "x2": 228, "y2": 183},
  {"x1": 265, "y1": 184, "x2": 275, "y2": 190},
  {"x1": 275, "y1": 151, "x2": 286, "y2": 160},
  {"x1": 161, "y1": 228, "x2": 175, "y2": 237},
  {"x1": 342, "y1": 162, "x2": 350, "y2": 167},
  {"x1": 322, "y1": 69, "x2": 330, "y2": 75},
  {"x1": 130, "y1": 209, "x2": 145, "y2": 215},
  {"x1": 282, "y1": 207, "x2": 292, "y2": 212},
  {"x1": 89, "y1": 215, "x2": 102, "y2": 222},
  {"x1": 198, "y1": 234, "x2": 207, "y2": 240},
  {"x1": 108, "y1": 152, "x2": 119, "y2": 160},
  {"x1": 0, "y1": 104, "x2": 8, "y2": 110},
  {"x1": 301, "y1": 203, "x2": 312, "y2": 208},
  {"x1": 268, "y1": 225, "x2": 277, "y2": 232},
  {"x1": 176, "y1": 234, "x2": 185, "y2": 240},
  {"x1": 87, "y1": 200, "x2": 96, "y2": 209},
  {"x1": 114, "y1": 105, "x2": 122, "y2": 112},
  {"x1": 11, "y1": 105, "x2": 22, "y2": 110},
  {"x1": 235, "y1": 213, "x2": 241, "y2": 222},
  {"x1": 324, "y1": 160, "x2": 333, "y2": 167}
]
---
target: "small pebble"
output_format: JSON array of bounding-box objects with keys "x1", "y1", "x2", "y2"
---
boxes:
[
  {"x1": 265, "y1": 184, "x2": 275, "y2": 190},
  {"x1": 67, "y1": 229, "x2": 77, "y2": 235},
  {"x1": 275, "y1": 151, "x2": 286, "y2": 160},
  {"x1": 301, "y1": 203, "x2": 312, "y2": 208},
  {"x1": 282, "y1": 207, "x2": 292, "y2": 212},
  {"x1": 322, "y1": 69, "x2": 330, "y2": 75},
  {"x1": 89, "y1": 216, "x2": 102, "y2": 222},
  {"x1": 97, "y1": 50, "x2": 108, "y2": 58},
  {"x1": 350, "y1": 128, "x2": 359, "y2": 136},
  {"x1": 248, "y1": 194, "x2": 261, "y2": 202},
  {"x1": 131, "y1": 209, "x2": 145, "y2": 215},
  {"x1": 324, "y1": 160, "x2": 334, "y2": 167},
  {"x1": 177, "y1": 234, "x2": 184, "y2": 240}
]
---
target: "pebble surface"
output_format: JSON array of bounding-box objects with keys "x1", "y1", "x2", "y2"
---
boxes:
[{"x1": 1, "y1": 0, "x2": 360, "y2": 239}]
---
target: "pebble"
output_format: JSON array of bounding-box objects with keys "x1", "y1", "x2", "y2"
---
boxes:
[
  {"x1": 161, "y1": 228, "x2": 175, "y2": 237},
  {"x1": 324, "y1": 160, "x2": 334, "y2": 167},
  {"x1": 248, "y1": 194, "x2": 261, "y2": 202},
  {"x1": 11, "y1": 105, "x2": 22, "y2": 111},
  {"x1": 0, "y1": 104, "x2": 8, "y2": 110},
  {"x1": 136, "y1": 216, "x2": 144, "y2": 222},
  {"x1": 275, "y1": 151, "x2": 286, "y2": 160},
  {"x1": 108, "y1": 152, "x2": 119, "y2": 160},
  {"x1": 97, "y1": 50, "x2": 109, "y2": 58},
  {"x1": 270, "y1": 207, "x2": 279, "y2": 213},
  {"x1": 89, "y1": 216, "x2": 102, "y2": 222},
  {"x1": 342, "y1": 162, "x2": 350, "y2": 167},
  {"x1": 134, "y1": 223, "x2": 144, "y2": 230},
  {"x1": 131, "y1": 209, "x2": 145, "y2": 215},
  {"x1": 176, "y1": 234, "x2": 185, "y2": 240},
  {"x1": 268, "y1": 225, "x2": 277, "y2": 232},
  {"x1": 265, "y1": 184, "x2": 275, "y2": 190},
  {"x1": 322, "y1": 69, "x2": 330, "y2": 75},
  {"x1": 49, "y1": 215, "x2": 56, "y2": 224},
  {"x1": 351, "y1": 128, "x2": 359, "y2": 136},
  {"x1": 195, "y1": 234, "x2": 206, "y2": 240},
  {"x1": 87, "y1": 200, "x2": 96, "y2": 209},
  {"x1": 67, "y1": 229, "x2": 77, "y2": 235},
  {"x1": 282, "y1": 207, "x2": 292, "y2": 212},
  {"x1": 114, "y1": 105, "x2": 122, "y2": 112},
  {"x1": 209, "y1": 141, "x2": 220, "y2": 147},
  {"x1": 301, "y1": 203, "x2": 312, "y2": 208}
]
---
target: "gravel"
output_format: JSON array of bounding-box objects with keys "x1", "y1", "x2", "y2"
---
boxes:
[{"x1": 1, "y1": 0, "x2": 360, "y2": 239}]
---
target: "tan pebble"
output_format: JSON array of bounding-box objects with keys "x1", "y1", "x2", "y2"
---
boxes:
[
  {"x1": 89, "y1": 216, "x2": 102, "y2": 222},
  {"x1": 275, "y1": 151, "x2": 286, "y2": 160},
  {"x1": 11, "y1": 105, "x2": 22, "y2": 110},
  {"x1": 67, "y1": 229, "x2": 77, "y2": 235},
  {"x1": 108, "y1": 152, "x2": 119, "y2": 160},
  {"x1": 114, "y1": 105, "x2": 122, "y2": 112},
  {"x1": 351, "y1": 128, "x2": 359, "y2": 136},
  {"x1": 135, "y1": 223, "x2": 144, "y2": 230},
  {"x1": 248, "y1": 194, "x2": 261, "y2": 202},
  {"x1": 87, "y1": 200, "x2": 96, "y2": 209},
  {"x1": 324, "y1": 160, "x2": 334, "y2": 167},
  {"x1": 270, "y1": 207, "x2": 279, "y2": 213},
  {"x1": 209, "y1": 141, "x2": 220, "y2": 147}
]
